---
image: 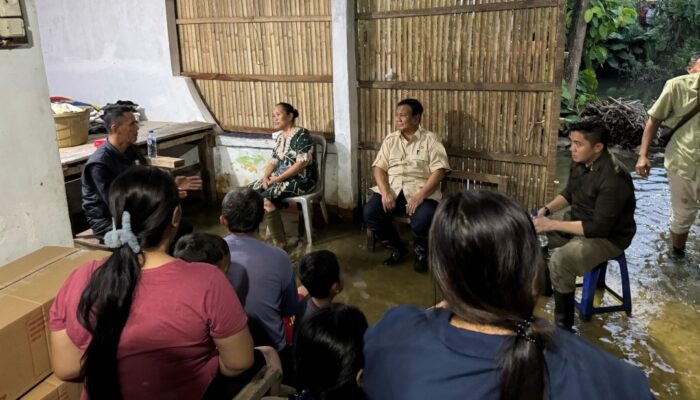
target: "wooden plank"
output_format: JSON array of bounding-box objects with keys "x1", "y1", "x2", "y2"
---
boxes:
[
  {"x1": 357, "y1": 0, "x2": 559, "y2": 20},
  {"x1": 59, "y1": 121, "x2": 215, "y2": 166},
  {"x1": 357, "y1": 81, "x2": 554, "y2": 91},
  {"x1": 185, "y1": 72, "x2": 332, "y2": 83},
  {"x1": 148, "y1": 156, "x2": 185, "y2": 169},
  {"x1": 197, "y1": 134, "x2": 217, "y2": 205},
  {"x1": 221, "y1": 124, "x2": 334, "y2": 139},
  {"x1": 176, "y1": 16, "x2": 331, "y2": 24}
]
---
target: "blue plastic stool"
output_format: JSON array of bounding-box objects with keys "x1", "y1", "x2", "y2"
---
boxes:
[{"x1": 575, "y1": 253, "x2": 632, "y2": 321}]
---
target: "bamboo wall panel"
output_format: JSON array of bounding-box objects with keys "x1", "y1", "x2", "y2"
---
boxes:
[
  {"x1": 357, "y1": 8, "x2": 558, "y2": 84},
  {"x1": 176, "y1": 0, "x2": 333, "y2": 136},
  {"x1": 176, "y1": 0, "x2": 331, "y2": 18},
  {"x1": 357, "y1": 0, "x2": 564, "y2": 210},
  {"x1": 196, "y1": 80, "x2": 334, "y2": 134}
]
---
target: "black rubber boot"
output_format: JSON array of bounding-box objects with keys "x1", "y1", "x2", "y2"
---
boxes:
[
  {"x1": 553, "y1": 291, "x2": 575, "y2": 332},
  {"x1": 542, "y1": 266, "x2": 554, "y2": 297}
]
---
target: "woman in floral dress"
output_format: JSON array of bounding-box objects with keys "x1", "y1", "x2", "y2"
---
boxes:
[{"x1": 250, "y1": 102, "x2": 318, "y2": 245}]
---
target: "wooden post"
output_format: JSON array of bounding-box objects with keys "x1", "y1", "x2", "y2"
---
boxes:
[{"x1": 197, "y1": 133, "x2": 217, "y2": 205}]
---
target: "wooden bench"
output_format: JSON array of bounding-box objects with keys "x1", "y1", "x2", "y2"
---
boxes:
[
  {"x1": 366, "y1": 171, "x2": 508, "y2": 251},
  {"x1": 233, "y1": 366, "x2": 283, "y2": 400},
  {"x1": 73, "y1": 229, "x2": 111, "y2": 252}
]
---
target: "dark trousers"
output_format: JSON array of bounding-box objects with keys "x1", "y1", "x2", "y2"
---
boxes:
[{"x1": 363, "y1": 192, "x2": 438, "y2": 252}]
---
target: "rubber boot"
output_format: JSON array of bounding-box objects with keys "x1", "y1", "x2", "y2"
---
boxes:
[
  {"x1": 553, "y1": 291, "x2": 575, "y2": 332},
  {"x1": 670, "y1": 231, "x2": 688, "y2": 259},
  {"x1": 542, "y1": 266, "x2": 554, "y2": 297},
  {"x1": 265, "y1": 209, "x2": 287, "y2": 248}
]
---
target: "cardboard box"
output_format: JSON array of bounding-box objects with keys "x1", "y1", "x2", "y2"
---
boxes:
[
  {"x1": 0, "y1": 294, "x2": 51, "y2": 400},
  {"x1": 18, "y1": 374, "x2": 82, "y2": 400},
  {"x1": 0, "y1": 247, "x2": 107, "y2": 400},
  {"x1": 1, "y1": 250, "x2": 109, "y2": 353},
  {"x1": 0, "y1": 247, "x2": 78, "y2": 290}
]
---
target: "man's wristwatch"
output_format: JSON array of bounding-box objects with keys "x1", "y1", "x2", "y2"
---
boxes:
[{"x1": 543, "y1": 206, "x2": 551, "y2": 216}]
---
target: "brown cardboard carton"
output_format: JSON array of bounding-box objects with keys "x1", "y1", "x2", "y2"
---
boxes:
[
  {"x1": 0, "y1": 247, "x2": 106, "y2": 400},
  {"x1": 1, "y1": 250, "x2": 109, "y2": 354},
  {"x1": 0, "y1": 294, "x2": 51, "y2": 400},
  {"x1": 46, "y1": 375, "x2": 82, "y2": 400},
  {"x1": 0, "y1": 247, "x2": 78, "y2": 290},
  {"x1": 18, "y1": 374, "x2": 82, "y2": 400}
]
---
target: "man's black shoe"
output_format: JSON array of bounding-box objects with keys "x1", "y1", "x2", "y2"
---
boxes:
[
  {"x1": 383, "y1": 246, "x2": 408, "y2": 265},
  {"x1": 413, "y1": 255, "x2": 428, "y2": 273}
]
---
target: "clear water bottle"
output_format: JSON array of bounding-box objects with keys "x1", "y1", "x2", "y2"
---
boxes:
[
  {"x1": 147, "y1": 129, "x2": 158, "y2": 158},
  {"x1": 531, "y1": 209, "x2": 549, "y2": 248}
]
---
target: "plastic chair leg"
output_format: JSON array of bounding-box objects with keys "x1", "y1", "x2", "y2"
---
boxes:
[
  {"x1": 301, "y1": 200, "x2": 313, "y2": 245},
  {"x1": 319, "y1": 200, "x2": 329, "y2": 224},
  {"x1": 618, "y1": 258, "x2": 633, "y2": 316}
]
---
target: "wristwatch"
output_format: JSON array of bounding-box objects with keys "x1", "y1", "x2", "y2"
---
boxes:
[{"x1": 543, "y1": 206, "x2": 551, "y2": 216}]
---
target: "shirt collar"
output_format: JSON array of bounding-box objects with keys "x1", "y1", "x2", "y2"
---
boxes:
[
  {"x1": 692, "y1": 72, "x2": 700, "y2": 89},
  {"x1": 588, "y1": 149, "x2": 610, "y2": 172},
  {"x1": 399, "y1": 126, "x2": 424, "y2": 143}
]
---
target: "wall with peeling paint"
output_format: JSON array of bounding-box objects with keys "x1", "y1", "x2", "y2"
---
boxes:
[
  {"x1": 215, "y1": 136, "x2": 339, "y2": 206},
  {"x1": 0, "y1": 0, "x2": 73, "y2": 265}
]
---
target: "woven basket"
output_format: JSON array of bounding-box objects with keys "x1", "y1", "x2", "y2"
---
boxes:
[{"x1": 54, "y1": 109, "x2": 89, "y2": 148}]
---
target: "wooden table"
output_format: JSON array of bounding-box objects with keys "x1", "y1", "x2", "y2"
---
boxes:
[{"x1": 59, "y1": 121, "x2": 218, "y2": 207}]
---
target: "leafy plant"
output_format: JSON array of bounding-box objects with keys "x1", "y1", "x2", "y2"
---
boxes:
[
  {"x1": 602, "y1": 24, "x2": 658, "y2": 75},
  {"x1": 582, "y1": 0, "x2": 639, "y2": 69}
]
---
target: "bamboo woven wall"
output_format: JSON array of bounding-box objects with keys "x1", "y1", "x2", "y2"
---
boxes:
[
  {"x1": 357, "y1": 0, "x2": 565, "y2": 210},
  {"x1": 175, "y1": 0, "x2": 334, "y2": 136}
]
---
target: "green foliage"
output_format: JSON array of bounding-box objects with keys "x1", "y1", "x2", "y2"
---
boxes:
[
  {"x1": 581, "y1": 0, "x2": 639, "y2": 69},
  {"x1": 561, "y1": 68, "x2": 599, "y2": 119},
  {"x1": 654, "y1": 0, "x2": 700, "y2": 61},
  {"x1": 602, "y1": 24, "x2": 658, "y2": 75}
]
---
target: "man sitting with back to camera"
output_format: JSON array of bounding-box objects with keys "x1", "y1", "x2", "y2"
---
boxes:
[
  {"x1": 81, "y1": 105, "x2": 201, "y2": 241},
  {"x1": 363, "y1": 98, "x2": 450, "y2": 273},
  {"x1": 534, "y1": 118, "x2": 636, "y2": 332}
]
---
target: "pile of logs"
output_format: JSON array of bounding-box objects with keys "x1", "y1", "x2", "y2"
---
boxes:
[{"x1": 580, "y1": 98, "x2": 648, "y2": 150}]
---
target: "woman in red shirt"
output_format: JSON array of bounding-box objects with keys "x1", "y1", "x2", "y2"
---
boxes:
[{"x1": 50, "y1": 166, "x2": 255, "y2": 399}]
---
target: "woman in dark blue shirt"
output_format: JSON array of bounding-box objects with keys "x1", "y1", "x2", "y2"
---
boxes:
[{"x1": 363, "y1": 190, "x2": 653, "y2": 400}]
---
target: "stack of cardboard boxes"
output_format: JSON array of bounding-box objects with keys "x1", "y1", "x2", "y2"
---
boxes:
[{"x1": 0, "y1": 246, "x2": 109, "y2": 400}]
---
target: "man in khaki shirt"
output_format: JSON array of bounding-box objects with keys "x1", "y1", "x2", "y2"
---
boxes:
[
  {"x1": 636, "y1": 53, "x2": 700, "y2": 257},
  {"x1": 363, "y1": 99, "x2": 450, "y2": 272}
]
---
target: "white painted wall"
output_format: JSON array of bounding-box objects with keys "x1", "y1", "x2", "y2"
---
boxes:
[
  {"x1": 35, "y1": 0, "x2": 214, "y2": 123},
  {"x1": 0, "y1": 0, "x2": 73, "y2": 265}
]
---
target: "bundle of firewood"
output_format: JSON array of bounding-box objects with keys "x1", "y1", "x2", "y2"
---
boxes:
[{"x1": 579, "y1": 98, "x2": 648, "y2": 150}]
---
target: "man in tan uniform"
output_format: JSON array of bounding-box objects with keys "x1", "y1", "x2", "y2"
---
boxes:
[
  {"x1": 636, "y1": 52, "x2": 700, "y2": 257},
  {"x1": 363, "y1": 99, "x2": 450, "y2": 272}
]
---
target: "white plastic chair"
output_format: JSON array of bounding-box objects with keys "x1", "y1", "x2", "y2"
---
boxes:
[{"x1": 282, "y1": 134, "x2": 329, "y2": 245}]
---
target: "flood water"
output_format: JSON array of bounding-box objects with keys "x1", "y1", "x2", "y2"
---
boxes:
[{"x1": 187, "y1": 146, "x2": 700, "y2": 399}]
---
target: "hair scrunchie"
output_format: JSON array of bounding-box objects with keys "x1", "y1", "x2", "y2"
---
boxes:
[
  {"x1": 514, "y1": 316, "x2": 537, "y2": 344},
  {"x1": 104, "y1": 211, "x2": 141, "y2": 253}
]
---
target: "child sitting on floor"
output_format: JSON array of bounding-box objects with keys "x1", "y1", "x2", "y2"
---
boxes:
[
  {"x1": 295, "y1": 250, "x2": 343, "y2": 330},
  {"x1": 174, "y1": 233, "x2": 249, "y2": 306}
]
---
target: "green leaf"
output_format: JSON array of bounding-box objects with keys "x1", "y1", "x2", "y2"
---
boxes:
[
  {"x1": 584, "y1": 9, "x2": 594, "y2": 23},
  {"x1": 598, "y1": 25, "x2": 609, "y2": 39}
]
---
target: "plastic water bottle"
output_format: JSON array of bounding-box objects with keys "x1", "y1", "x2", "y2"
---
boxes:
[
  {"x1": 531, "y1": 209, "x2": 549, "y2": 248},
  {"x1": 147, "y1": 129, "x2": 158, "y2": 158}
]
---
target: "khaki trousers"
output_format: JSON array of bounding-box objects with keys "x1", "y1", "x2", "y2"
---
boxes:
[
  {"x1": 547, "y1": 231, "x2": 623, "y2": 294},
  {"x1": 668, "y1": 169, "x2": 700, "y2": 235}
]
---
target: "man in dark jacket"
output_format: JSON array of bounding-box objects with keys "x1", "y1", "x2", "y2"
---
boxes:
[
  {"x1": 81, "y1": 106, "x2": 200, "y2": 240},
  {"x1": 534, "y1": 118, "x2": 636, "y2": 331}
]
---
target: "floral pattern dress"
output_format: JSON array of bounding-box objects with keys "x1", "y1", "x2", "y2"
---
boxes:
[{"x1": 250, "y1": 127, "x2": 318, "y2": 205}]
